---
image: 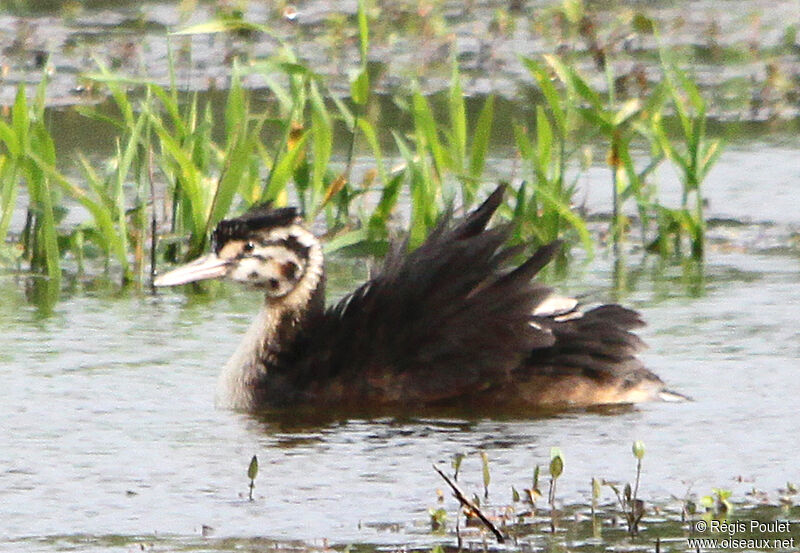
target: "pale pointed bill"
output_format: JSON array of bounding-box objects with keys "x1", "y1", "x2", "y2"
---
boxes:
[{"x1": 153, "y1": 254, "x2": 231, "y2": 287}]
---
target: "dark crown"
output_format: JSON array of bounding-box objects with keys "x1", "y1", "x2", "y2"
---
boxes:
[{"x1": 212, "y1": 205, "x2": 299, "y2": 253}]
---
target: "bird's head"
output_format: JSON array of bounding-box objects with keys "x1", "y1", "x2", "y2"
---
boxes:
[{"x1": 154, "y1": 205, "x2": 323, "y2": 301}]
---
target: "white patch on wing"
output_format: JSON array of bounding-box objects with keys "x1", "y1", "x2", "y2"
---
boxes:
[{"x1": 533, "y1": 295, "x2": 579, "y2": 317}]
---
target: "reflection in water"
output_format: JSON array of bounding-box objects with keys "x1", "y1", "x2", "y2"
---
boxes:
[{"x1": 24, "y1": 275, "x2": 60, "y2": 317}]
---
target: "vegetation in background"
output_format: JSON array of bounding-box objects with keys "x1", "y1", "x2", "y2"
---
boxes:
[
  {"x1": 0, "y1": 80, "x2": 61, "y2": 307},
  {"x1": 0, "y1": 0, "x2": 732, "y2": 306}
]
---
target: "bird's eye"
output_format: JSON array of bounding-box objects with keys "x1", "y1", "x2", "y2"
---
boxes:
[{"x1": 243, "y1": 241, "x2": 255, "y2": 253}]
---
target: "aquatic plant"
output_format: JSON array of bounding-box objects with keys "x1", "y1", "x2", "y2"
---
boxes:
[
  {"x1": 516, "y1": 57, "x2": 593, "y2": 259},
  {"x1": 602, "y1": 440, "x2": 647, "y2": 536},
  {"x1": 480, "y1": 451, "x2": 491, "y2": 499},
  {"x1": 701, "y1": 487, "x2": 734, "y2": 518},
  {"x1": 247, "y1": 454, "x2": 258, "y2": 501},
  {"x1": 450, "y1": 453, "x2": 464, "y2": 481},
  {"x1": 428, "y1": 506, "x2": 447, "y2": 533},
  {"x1": 548, "y1": 446, "x2": 564, "y2": 531},
  {"x1": 650, "y1": 59, "x2": 723, "y2": 259},
  {"x1": 0, "y1": 81, "x2": 61, "y2": 298}
]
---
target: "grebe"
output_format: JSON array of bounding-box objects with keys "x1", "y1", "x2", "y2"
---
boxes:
[{"x1": 155, "y1": 186, "x2": 682, "y2": 412}]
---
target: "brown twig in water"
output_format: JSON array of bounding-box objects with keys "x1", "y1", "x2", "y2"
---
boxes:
[{"x1": 433, "y1": 464, "x2": 505, "y2": 543}]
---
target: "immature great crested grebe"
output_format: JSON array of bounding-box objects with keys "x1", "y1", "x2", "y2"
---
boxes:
[{"x1": 155, "y1": 186, "x2": 683, "y2": 412}]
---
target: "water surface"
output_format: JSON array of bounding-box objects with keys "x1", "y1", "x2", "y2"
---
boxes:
[{"x1": 1, "y1": 241, "x2": 798, "y2": 551}]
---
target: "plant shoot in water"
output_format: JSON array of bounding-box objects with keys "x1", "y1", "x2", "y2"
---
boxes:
[
  {"x1": 247, "y1": 454, "x2": 258, "y2": 501},
  {"x1": 548, "y1": 447, "x2": 564, "y2": 506},
  {"x1": 548, "y1": 447, "x2": 564, "y2": 532},
  {"x1": 526, "y1": 464, "x2": 542, "y2": 505},
  {"x1": 701, "y1": 488, "x2": 733, "y2": 517},
  {"x1": 451, "y1": 453, "x2": 464, "y2": 481},
  {"x1": 480, "y1": 451, "x2": 491, "y2": 499},
  {"x1": 606, "y1": 440, "x2": 646, "y2": 536}
]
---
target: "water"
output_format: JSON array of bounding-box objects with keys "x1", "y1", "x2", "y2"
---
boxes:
[
  {"x1": 1, "y1": 238, "x2": 798, "y2": 551},
  {"x1": 2, "y1": 0, "x2": 799, "y2": 550}
]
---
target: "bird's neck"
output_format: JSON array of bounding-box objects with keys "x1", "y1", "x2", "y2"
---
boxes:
[
  {"x1": 216, "y1": 246, "x2": 326, "y2": 410},
  {"x1": 260, "y1": 274, "x2": 326, "y2": 367}
]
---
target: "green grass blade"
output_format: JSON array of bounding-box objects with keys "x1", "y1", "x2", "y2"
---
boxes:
[
  {"x1": 521, "y1": 57, "x2": 566, "y2": 135},
  {"x1": 577, "y1": 107, "x2": 612, "y2": 135},
  {"x1": 357, "y1": 118, "x2": 387, "y2": 187},
  {"x1": 357, "y1": 0, "x2": 369, "y2": 62},
  {"x1": 698, "y1": 139, "x2": 723, "y2": 182},
  {"x1": 112, "y1": 112, "x2": 149, "y2": 278},
  {"x1": 0, "y1": 120, "x2": 21, "y2": 158},
  {"x1": 535, "y1": 105, "x2": 553, "y2": 181},
  {"x1": 0, "y1": 157, "x2": 19, "y2": 243},
  {"x1": 264, "y1": 131, "x2": 309, "y2": 203},
  {"x1": 612, "y1": 99, "x2": 642, "y2": 127},
  {"x1": 225, "y1": 63, "x2": 247, "y2": 140},
  {"x1": 448, "y1": 62, "x2": 467, "y2": 173},
  {"x1": 92, "y1": 59, "x2": 135, "y2": 127},
  {"x1": 513, "y1": 121, "x2": 534, "y2": 161},
  {"x1": 544, "y1": 55, "x2": 602, "y2": 110},
  {"x1": 208, "y1": 125, "x2": 253, "y2": 236},
  {"x1": 323, "y1": 227, "x2": 370, "y2": 254},
  {"x1": 149, "y1": 113, "x2": 207, "y2": 238},
  {"x1": 368, "y1": 170, "x2": 404, "y2": 237},
  {"x1": 27, "y1": 134, "x2": 61, "y2": 285},
  {"x1": 392, "y1": 130, "x2": 430, "y2": 246},
  {"x1": 75, "y1": 154, "x2": 116, "y2": 258},
  {"x1": 310, "y1": 80, "x2": 333, "y2": 200},
  {"x1": 331, "y1": 94, "x2": 355, "y2": 130},
  {"x1": 11, "y1": 85, "x2": 29, "y2": 150},
  {"x1": 469, "y1": 94, "x2": 495, "y2": 191},
  {"x1": 533, "y1": 179, "x2": 593, "y2": 254},
  {"x1": 411, "y1": 88, "x2": 447, "y2": 181},
  {"x1": 350, "y1": 68, "x2": 370, "y2": 107}
]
